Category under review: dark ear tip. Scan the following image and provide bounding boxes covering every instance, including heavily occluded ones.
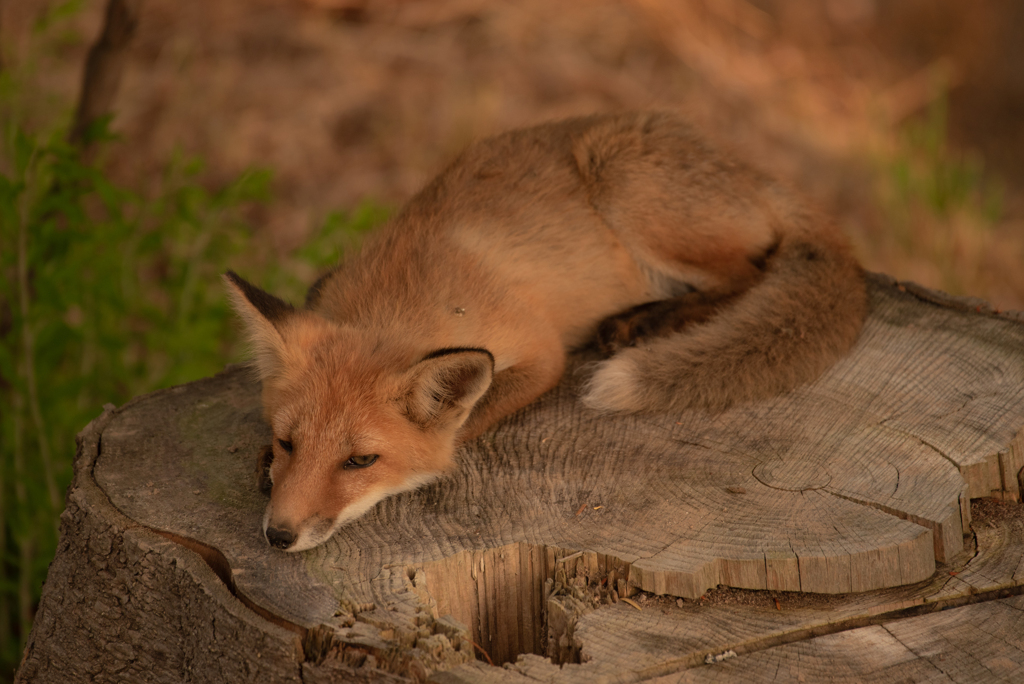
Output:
[223,271,295,322]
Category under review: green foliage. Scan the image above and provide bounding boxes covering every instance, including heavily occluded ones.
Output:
[874,88,1005,297]
[32,1,86,34]
[263,203,387,302]
[0,120,387,677]
[0,121,251,675]
[887,94,1003,225]
[296,204,391,270]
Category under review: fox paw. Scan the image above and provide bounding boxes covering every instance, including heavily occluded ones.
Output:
[256,444,274,495]
[581,356,642,413]
[595,299,676,356]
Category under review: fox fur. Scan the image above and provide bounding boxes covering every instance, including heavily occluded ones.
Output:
[225,112,867,552]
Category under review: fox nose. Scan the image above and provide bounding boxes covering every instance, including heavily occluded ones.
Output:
[265,526,296,550]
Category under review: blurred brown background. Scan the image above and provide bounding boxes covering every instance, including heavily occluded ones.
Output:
[6,0,1024,307]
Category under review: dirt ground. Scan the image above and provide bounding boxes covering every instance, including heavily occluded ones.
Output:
[5,0,1024,307]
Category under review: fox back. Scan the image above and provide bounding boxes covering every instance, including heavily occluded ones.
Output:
[226,112,866,551]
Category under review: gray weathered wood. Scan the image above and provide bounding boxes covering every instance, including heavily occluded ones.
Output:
[667,595,1024,683]
[18,274,1024,682]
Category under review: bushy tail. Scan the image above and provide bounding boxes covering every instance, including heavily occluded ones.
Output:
[580,232,867,414]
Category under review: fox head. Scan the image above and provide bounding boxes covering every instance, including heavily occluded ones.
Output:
[224,271,493,551]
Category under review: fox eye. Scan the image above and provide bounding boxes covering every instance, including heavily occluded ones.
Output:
[344,454,379,469]
[277,439,293,454]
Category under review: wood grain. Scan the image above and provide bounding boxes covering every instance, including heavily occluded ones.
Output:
[668,595,1024,683]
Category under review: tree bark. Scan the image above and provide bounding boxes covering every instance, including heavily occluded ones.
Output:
[17,274,1024,682]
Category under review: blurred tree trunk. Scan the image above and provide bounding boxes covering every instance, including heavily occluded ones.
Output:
[69,0,142,153]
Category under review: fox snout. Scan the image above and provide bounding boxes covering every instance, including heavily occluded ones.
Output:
[264,524,296,550]
[261,499,341,552]
[261,499,300,551]
[256,447,307,550]
[262,512,334,552]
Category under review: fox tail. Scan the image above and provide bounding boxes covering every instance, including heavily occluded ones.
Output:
[581,228,867,414]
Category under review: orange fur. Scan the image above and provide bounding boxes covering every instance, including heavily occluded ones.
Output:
[226,112,867,551]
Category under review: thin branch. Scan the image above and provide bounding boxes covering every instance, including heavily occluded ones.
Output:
[18,535,34,651]
[12,389,30,648]
[0,492,7,655]
[68,0,142,152]
[0,0,7,74]
[17,149,61,513]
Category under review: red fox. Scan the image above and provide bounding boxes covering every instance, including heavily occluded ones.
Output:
[225,112,866,552]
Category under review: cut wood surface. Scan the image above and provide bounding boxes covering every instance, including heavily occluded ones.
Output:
[440,497,1024,683]
[18,274,1024,683]
[666,595,1024,684]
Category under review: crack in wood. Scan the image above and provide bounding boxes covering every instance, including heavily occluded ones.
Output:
[675,584,1024,676]
[877,622,948,679]
[876,421,961,471]
[88,420,313,648]
[823,487,959,562]
[152,527,472,679]
[415,543,642,667]
[150,529,307,639]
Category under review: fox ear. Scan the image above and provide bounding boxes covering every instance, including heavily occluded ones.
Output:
[223,271,295,379]
[403,349,494,430]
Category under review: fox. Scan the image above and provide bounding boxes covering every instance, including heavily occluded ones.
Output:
[225,111,867,552]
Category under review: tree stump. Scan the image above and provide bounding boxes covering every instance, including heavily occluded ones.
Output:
[18,274,1024,683]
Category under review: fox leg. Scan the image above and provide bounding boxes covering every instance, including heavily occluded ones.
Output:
[595,290,743,356]
[457,349,566,443]
[256,444,275,494]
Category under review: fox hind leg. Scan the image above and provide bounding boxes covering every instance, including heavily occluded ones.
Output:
[582,237,867,416]
[595,291,743,356]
